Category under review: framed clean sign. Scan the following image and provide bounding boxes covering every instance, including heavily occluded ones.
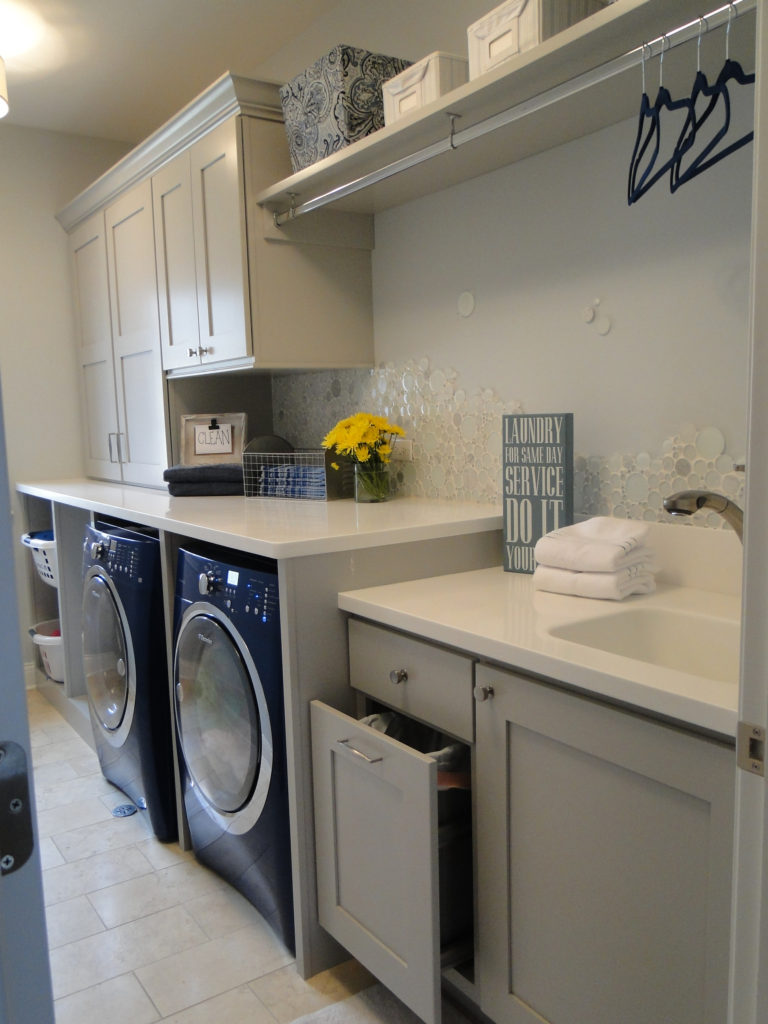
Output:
[180,413,247,466]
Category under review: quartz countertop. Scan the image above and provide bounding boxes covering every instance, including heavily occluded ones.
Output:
[338,566,741,738]
[16,479,502,559]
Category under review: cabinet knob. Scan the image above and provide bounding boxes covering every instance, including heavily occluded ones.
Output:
[187,348,197,358]
[198,346,210,357]
[474,684,495,702]
[389,668,408,685]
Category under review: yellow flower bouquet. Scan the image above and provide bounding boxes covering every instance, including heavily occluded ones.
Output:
[322,413,405,502]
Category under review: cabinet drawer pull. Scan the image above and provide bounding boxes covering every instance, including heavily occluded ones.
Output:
[389,668,408,685]
[337,738,382,764]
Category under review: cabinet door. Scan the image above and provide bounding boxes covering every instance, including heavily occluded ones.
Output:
[310,700,442,1024]
[152,151,201,371]
[474,665,734,1024]
[104,181,168,486]
[69,212,121,481]
[190,118,251,366]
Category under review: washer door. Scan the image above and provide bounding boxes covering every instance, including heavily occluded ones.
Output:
[174,607,273,834]
[82,568,135,746]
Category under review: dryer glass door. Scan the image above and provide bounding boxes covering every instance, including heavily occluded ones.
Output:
[82,574,130,731]
[175,614,261,813]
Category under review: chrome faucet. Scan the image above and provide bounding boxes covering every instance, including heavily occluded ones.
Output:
[663,490,743,543]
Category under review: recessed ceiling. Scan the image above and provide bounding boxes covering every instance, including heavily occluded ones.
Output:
[0,0,345,143]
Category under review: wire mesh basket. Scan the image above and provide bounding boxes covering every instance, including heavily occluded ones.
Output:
[243,449,353,500]
[21,531,58,587]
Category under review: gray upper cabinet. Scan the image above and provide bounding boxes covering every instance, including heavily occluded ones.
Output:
[69,210,121,482]
[70,181,168,487]
[152,112,374,376]
[60,74,375,479]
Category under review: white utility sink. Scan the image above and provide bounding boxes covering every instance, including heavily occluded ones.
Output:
[548,607,741,684]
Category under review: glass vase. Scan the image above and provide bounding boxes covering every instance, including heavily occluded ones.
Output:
[354,463,390,503]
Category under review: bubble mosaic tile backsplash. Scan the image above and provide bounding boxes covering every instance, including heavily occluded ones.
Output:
[272,360,745,529]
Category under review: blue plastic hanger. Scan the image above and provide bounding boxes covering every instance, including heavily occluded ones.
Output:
[671,9,755,191]
[628,39,694,204]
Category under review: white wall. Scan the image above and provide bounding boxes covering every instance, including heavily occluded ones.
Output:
[0,124,130,659]
[372,102,753,458]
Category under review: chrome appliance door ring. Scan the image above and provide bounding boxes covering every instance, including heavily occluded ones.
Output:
[174,601,274,837]
[82,565,137,748]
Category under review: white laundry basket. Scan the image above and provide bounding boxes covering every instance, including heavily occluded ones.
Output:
[21,531,58,588]
[31,619,65,683]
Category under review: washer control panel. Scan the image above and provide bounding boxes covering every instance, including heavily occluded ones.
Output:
[88,532,146,584]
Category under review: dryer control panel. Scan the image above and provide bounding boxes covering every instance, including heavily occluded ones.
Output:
[184,550,280,626]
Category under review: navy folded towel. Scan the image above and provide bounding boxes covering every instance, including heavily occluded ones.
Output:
[163,463,244,496]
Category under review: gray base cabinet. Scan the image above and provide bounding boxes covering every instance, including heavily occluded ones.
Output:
[319,618,736,1024]
[474,663,735,1024]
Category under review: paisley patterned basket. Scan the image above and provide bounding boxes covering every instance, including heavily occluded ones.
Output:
[279,45,411,172]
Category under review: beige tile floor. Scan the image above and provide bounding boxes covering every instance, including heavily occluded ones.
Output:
[27,688,378,1024]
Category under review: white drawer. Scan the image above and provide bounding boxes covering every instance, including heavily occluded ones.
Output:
[348,618,474,742]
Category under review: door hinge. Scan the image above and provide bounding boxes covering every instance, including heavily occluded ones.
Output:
[737,721,766,777]
[0,741,34,876]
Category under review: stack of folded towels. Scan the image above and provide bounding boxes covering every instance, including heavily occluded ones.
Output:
[163,463,243,497]
[532,517,657,600]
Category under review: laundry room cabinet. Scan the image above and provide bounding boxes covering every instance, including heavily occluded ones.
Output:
[315,618,736,1024]
[69,180,168,487]
[311,619,476,1024]
[61,74,374,431]
[152,111,374,376]
[473,663,735,1024]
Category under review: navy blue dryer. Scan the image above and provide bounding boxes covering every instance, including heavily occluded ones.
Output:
[81,522,177,842]
[173,544,294,952]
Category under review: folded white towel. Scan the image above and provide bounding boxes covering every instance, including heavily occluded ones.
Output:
[534,517,653,573]
[533,564,657,601]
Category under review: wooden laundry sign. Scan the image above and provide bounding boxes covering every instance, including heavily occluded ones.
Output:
[502,413,574,573]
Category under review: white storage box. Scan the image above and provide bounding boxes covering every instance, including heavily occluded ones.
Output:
[383,52,469,126]
[467,0,609,79]
[32,619,65,683]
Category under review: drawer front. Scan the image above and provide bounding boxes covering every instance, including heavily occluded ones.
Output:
[311,700,441,1024]
[348,619,474,741]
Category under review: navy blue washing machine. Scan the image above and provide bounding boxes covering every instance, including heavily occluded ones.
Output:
[81,521,177,842]
[173,543,295,953]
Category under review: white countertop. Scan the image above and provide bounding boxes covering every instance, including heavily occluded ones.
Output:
[338,566,741,738]
[16,479,502,558]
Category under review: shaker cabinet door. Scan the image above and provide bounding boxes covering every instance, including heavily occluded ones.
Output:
[152,151,202,371]
[190,118,251,366]
[69,212,121,482]
[104,180,168,486]
[310,700,442,1024]
[474,664,734,1024]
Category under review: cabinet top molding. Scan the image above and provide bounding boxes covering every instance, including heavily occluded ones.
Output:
[56,73,283,232]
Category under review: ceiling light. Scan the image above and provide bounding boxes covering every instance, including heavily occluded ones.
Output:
[0,56,7,117]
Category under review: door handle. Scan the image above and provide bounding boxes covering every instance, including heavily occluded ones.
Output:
[337,738,383,764]
[108,432,118,463]
[0,742,34,877]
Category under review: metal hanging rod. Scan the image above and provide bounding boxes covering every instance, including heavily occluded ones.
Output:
[272,0,755,225]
